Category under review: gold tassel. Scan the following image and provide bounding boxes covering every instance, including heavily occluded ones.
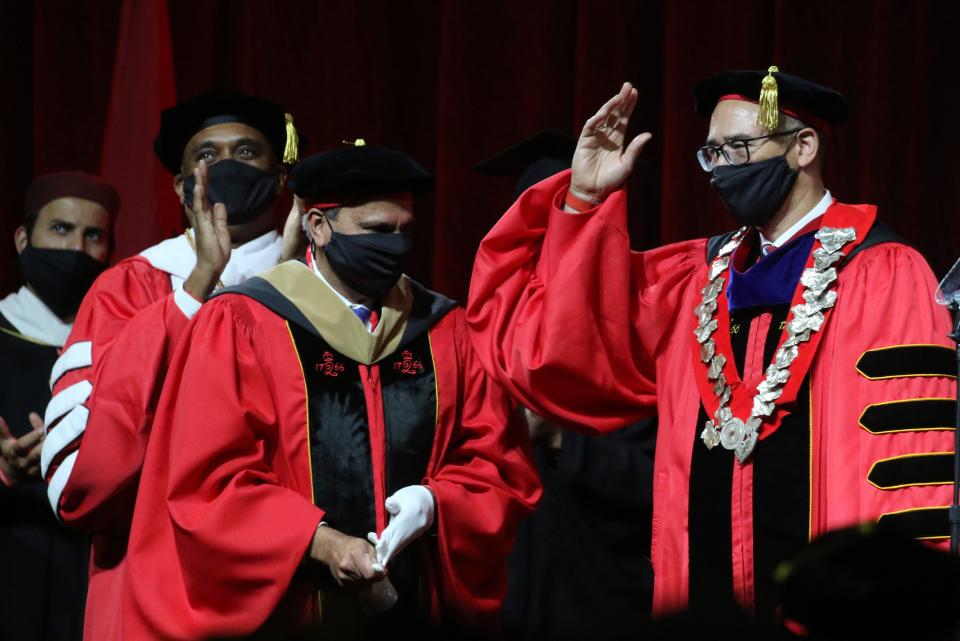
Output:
[283,113,299,164]
[756,66,780,131]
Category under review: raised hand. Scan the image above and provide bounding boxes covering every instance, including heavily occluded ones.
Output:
[184,161,231,300]
[570,82,653,203]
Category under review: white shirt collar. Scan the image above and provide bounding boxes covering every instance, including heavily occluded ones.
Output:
[760,189,833,249]
[309,251,374,332]
[0,286,72,347]
[139,229,283,288]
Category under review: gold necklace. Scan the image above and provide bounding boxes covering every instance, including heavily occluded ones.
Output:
[183,230,226,291]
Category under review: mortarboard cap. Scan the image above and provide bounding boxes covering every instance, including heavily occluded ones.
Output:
[25,171,121,219]
[694,66,848,133]
[289,140,434,207]
[473,129,576,198]
[153,89,305,174]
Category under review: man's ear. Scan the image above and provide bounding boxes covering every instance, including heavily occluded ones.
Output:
[795,128,820,170]
[276,165,288,191]
[14,226,28,254]
[173,174,185,205]
[308,209,330,248]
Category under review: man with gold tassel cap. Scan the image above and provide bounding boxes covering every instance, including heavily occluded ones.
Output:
[40,89,306,641]
[118,142,541,639]
[467,68,957,622]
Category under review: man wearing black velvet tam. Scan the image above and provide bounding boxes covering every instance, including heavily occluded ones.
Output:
[118,141,540,639]
[0,171,117,641]
[40,89,306,641]
[469,68,957,622]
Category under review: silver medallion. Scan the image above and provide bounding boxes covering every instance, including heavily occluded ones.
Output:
[719,418,745,450]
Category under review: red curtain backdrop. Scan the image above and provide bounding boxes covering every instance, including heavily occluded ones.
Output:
[100,0,180,261]
[2,0,958,303]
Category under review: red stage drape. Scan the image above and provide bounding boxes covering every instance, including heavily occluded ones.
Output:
[2,0,958,303]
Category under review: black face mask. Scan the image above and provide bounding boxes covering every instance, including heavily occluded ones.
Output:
[182,159,278,225]
[710,154,798,227]
[321,218,413,300]
[17,246,107,318]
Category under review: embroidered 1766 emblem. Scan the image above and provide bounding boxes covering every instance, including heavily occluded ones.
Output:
[315,351,346,377]
[394,350,424,375]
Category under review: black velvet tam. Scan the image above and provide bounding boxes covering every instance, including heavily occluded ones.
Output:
[694,69,848,129]
[153,89,296,174]
[289,145,434,202]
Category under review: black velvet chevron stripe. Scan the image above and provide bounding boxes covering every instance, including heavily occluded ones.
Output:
[859,399,956,434]
[868,453,955,489]
[856,345,955,380]
[877,507,950,540]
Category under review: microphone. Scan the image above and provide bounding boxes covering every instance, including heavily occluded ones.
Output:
[935,256,960,307]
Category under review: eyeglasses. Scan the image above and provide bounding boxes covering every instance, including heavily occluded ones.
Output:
[696,129,801,172]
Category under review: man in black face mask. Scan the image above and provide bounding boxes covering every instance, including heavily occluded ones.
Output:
[117,142,540,640]
[40,89,305,641]
[0,171,116,641]
[468,69,956,623]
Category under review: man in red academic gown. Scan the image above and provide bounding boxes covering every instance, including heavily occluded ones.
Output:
[120,143,540,640]
[40,90,305,641]
[467,69,957,621]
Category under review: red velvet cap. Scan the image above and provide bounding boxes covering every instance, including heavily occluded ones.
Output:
[24,171,121,218]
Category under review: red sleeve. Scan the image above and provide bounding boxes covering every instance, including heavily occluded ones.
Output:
[466,170,702,432]
[815,242,957,543]
[41,257,190,531]
[123,296,323,640]
[423,310,541,627]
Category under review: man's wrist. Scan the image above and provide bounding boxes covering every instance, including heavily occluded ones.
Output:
[565,186,604,213]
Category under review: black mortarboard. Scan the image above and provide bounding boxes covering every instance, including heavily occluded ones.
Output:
[288,141,434,205]
[473,129,576,198]
[153,89,303,174]
[694,66,848,132]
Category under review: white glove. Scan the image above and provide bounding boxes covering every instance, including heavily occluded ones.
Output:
[367,485,435,566]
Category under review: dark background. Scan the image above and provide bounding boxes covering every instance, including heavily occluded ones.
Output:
[2,0,958,302]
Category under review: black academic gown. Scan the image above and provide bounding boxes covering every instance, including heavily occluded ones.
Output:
[0,313,88,641]
[503,419,656,640]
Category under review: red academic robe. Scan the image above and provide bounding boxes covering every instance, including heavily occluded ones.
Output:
[42,256,187,641]
[466,170,956,616]
[119,269,541,640]
[42,231,283,641]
